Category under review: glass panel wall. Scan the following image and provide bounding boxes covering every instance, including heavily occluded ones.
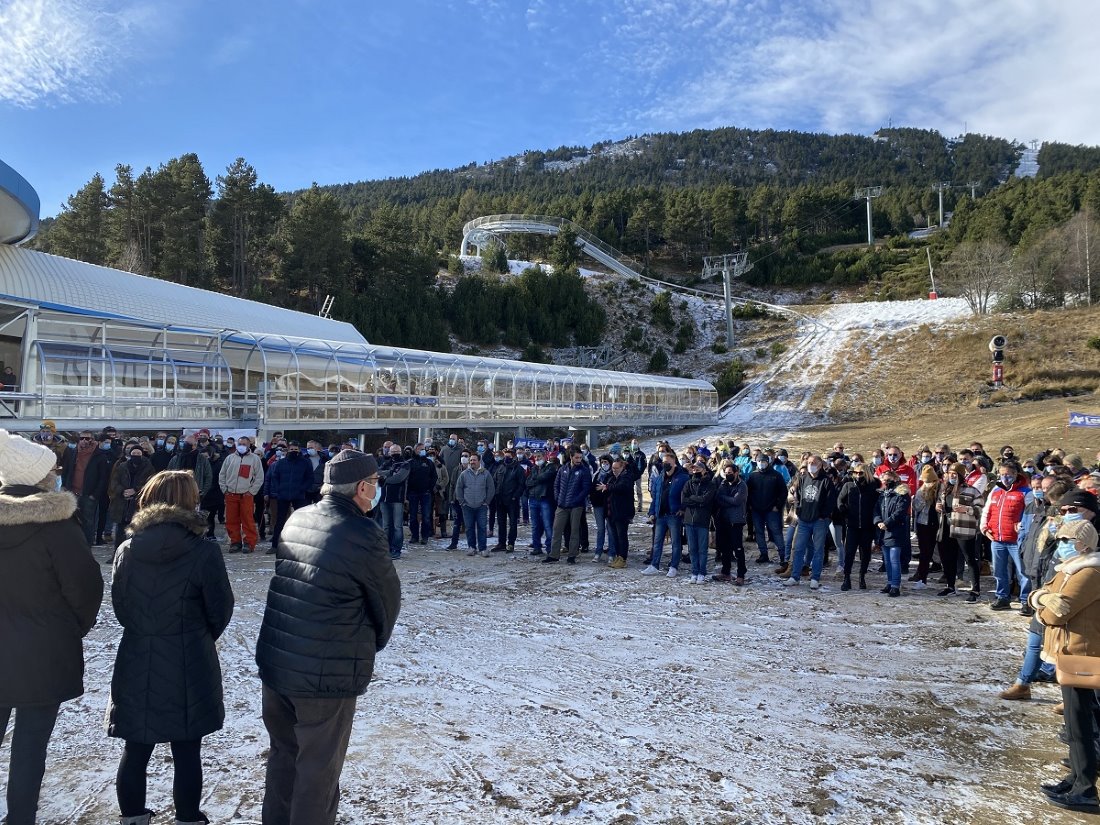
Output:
[19,306,718,428]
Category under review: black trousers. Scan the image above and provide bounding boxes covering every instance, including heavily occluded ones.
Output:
[255,492,267,537]
[262,684,357,825]
[941,536,980,592]
[714,518,746,577]
[0,703,60,825]
[272,498,308,549]
[609,517,630,559]
[97,492,111,538]
[117,739,203,821]
[1063,685,1099,796]
[843,525,874,579]
[494,499,520,547]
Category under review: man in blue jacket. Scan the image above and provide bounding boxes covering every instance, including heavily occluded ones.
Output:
[266,441,316,553]
[642,452,689,577]
[545,447,592,564]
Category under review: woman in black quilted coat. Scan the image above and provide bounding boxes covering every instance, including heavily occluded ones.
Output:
[107,471,234,825]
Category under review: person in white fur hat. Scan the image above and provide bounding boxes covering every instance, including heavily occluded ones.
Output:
[0,428,103,825]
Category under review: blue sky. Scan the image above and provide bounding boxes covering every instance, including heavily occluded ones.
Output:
[2,0,1097,216]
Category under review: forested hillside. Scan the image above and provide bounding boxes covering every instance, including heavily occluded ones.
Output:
[28,126,1100,366]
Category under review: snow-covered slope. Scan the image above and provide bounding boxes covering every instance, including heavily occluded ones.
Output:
[720,297,972,438]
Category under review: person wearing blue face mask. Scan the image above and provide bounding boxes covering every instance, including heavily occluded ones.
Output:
[1029,510,1100,814]
[256,450,401,825]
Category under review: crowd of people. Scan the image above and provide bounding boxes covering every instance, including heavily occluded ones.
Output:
[2,419,1100,821]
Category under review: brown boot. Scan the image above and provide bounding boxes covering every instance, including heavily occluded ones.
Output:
[776,564,791,578]
[998,683,1031,701]
[1053,701,1065,715]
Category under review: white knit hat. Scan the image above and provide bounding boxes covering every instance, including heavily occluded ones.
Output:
[0,429,60,486]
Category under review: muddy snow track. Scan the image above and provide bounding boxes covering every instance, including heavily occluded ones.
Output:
[8,526,1085,824]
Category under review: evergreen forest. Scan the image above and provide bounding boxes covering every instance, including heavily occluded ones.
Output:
[29,127,1100,355]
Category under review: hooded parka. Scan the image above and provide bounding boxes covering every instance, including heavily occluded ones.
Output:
[107,505,234,743]
[0,483,103,707]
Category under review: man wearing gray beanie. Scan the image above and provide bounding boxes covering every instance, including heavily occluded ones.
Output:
[255,450,401,825]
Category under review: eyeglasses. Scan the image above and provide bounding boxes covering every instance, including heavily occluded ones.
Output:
[1061,507,1080,514]
[887,453,901,459]
[365,476,380,485]
[79,436,94,441]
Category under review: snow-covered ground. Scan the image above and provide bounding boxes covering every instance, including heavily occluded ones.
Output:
[13,295,1079,825]
[15,521,1080,825]
[718,297,973,439]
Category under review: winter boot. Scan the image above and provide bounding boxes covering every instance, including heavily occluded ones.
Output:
[176,816,210,825]
[999,683,1031,700]
[120,810,154,825]
[841,576,851,592]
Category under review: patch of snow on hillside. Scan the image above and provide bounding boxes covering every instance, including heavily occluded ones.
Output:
[720,297,972,437]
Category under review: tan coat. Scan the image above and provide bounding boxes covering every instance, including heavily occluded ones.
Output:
[1031,554,1100,662]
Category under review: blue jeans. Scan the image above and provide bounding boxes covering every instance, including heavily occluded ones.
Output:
[530,498,553,551]
[593,505,607,555]
[462,504,489,552]
[520,494,530,523]
[883,543,902,588]
[790,518,830,582]
[992,540,1031,602]
[380,502,404,556]
[752,509,785,561]
[1018,629,1056,684]
[407,491,433,542]
[686,525,710,576]
[650,514,684,570]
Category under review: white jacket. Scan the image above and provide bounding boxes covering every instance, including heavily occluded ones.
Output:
[219,450,265,496]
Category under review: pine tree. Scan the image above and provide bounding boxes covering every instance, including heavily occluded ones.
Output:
[48,173,108,265]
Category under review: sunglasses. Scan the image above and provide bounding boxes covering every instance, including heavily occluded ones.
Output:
[1061,507,1081,514]
[79,436,94,441]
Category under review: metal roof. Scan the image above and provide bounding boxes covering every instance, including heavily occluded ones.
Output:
[0,244,369,345]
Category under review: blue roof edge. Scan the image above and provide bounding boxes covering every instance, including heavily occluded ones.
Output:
[0,159,40,245]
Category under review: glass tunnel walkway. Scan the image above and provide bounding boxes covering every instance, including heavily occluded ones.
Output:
[0,306,718,432]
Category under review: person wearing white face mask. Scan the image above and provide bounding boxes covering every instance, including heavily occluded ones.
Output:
[256,450,401,825]
[218,437,265,554]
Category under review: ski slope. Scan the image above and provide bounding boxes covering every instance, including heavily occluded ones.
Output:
[719,297,972,437]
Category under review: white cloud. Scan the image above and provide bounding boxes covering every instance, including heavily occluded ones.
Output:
[0,0,150,107]
[599,0,1100,146]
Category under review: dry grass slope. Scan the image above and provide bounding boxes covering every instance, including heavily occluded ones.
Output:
[778,304,1100,459]
[824,304,1100,421]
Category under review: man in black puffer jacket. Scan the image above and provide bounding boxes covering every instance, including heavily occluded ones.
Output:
[256,450,401,825]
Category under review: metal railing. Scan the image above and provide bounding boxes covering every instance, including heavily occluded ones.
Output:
[462,214,818,324]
